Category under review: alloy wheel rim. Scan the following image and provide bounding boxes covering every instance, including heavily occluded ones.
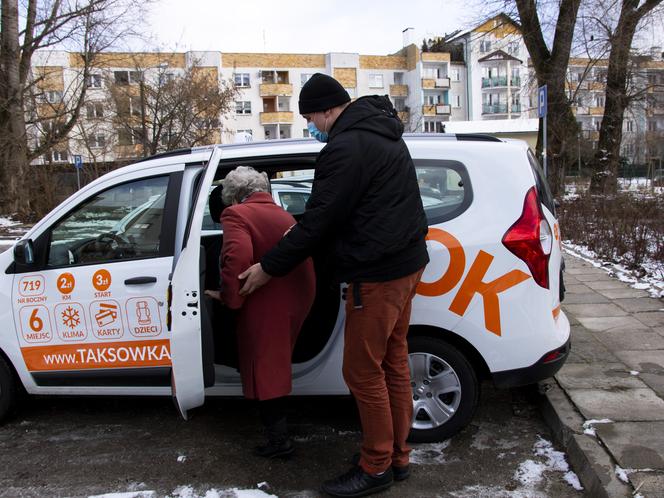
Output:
[408,352,462,430]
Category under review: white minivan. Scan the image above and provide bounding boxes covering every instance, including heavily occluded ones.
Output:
[0,135,570,442]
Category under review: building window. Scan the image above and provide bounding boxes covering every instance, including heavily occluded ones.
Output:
[393,97,406,112]
[424,121,445,133]
[117,128,143,146]
[648,120,658,131]
[394,72,404,85]
[625,120,634,132]
[45,90,63,103]
[158,72,175,85]
[369,74,384,88]
[86,74,102,88]
[303,128,310,138]
[90,134,106,148]
[301,73,313,85]
[235,101,252,115]
[480,40,492,53]
[508,42,519,55]
[44,150,69,163]
[129,96,142,116]
[234,73,250,87]
[277,97,291,112]
[114,70,141,85]
[453,95,462,108]
[86,102,104,119]
[595,95,605,107]
[595,121,601,131]
[450,69,460,82]
[345,87,356,98]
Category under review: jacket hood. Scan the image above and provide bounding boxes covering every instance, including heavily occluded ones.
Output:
[329,95,404,141]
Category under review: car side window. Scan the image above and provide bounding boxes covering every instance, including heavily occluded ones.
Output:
[415,160,472,224]
[278,191,310,215]
[47,175,170,267]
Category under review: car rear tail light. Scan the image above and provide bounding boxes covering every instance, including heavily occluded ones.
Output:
[502,186,551,289]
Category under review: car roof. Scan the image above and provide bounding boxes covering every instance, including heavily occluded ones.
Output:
[99,133,523,181]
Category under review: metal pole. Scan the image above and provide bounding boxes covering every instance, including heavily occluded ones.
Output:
[578,132,581,176]
[76,167,81,190]
[543,114,548,178]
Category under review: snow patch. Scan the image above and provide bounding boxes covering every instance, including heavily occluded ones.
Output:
[89,492,155,498]
[177,455,187,463]
[514,436,583,492]
[0,216,20,227]
[410,440,450,465]
[167,486,278,498]
[564,243,664,298]
[615,466,629,483]
[630,370,640,376]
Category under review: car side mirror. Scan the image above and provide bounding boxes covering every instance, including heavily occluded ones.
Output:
[14,239,35,265]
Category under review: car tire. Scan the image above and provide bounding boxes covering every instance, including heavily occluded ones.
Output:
[407,335,479,443]
[0,355,17,425]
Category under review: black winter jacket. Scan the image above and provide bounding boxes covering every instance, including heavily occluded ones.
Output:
[261,95,429,282]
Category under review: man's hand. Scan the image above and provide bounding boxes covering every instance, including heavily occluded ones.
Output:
[238,263,272,296]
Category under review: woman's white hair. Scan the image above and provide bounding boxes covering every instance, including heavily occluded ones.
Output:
[222,166,270,205]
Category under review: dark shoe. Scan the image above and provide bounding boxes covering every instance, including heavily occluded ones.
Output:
[253,438,294,459]
[322,466,393,497]
[350,453,410,482]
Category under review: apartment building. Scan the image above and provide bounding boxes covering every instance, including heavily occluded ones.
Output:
[28,13,663,168]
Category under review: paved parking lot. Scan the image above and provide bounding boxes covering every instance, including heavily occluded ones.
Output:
[0,383,583,497]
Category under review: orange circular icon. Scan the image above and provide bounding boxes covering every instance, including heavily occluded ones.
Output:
[57,272,76,294]
[92,269,112,291]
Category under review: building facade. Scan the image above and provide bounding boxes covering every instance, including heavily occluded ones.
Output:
[29,14,664,169]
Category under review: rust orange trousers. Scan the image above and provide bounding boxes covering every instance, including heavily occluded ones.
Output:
[342,269,424,475]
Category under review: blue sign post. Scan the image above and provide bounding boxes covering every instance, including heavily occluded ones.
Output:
[538,85,548,177]
[73,155,82,189]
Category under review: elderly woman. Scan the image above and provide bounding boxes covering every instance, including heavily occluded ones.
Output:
[215,166,315,458]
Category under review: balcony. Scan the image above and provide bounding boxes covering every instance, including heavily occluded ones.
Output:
[434,77,451,88]
[589,107,604,116]
[481,76,508,88]
[397,111,410,123]
[482,103,508,114]
[260,111,293,125]
[390,84,409,97]
[422,79,435,89]
[573,106,590,116]
[435,104,451,115]
[259,83,293,97]
[510,77,521,86]
[511,104,522,113]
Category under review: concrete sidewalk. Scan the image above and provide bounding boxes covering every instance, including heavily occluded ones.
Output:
[541,254,664,497]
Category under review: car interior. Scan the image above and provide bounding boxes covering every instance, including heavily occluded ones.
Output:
[198,158,340,387]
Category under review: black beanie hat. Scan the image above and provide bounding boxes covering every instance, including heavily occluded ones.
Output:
[299,73,351,114]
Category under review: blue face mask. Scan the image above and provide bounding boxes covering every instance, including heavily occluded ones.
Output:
[308,120,328,143]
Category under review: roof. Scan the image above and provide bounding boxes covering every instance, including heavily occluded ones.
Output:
[444,119,539,135]
[478,49,522,64]
[446,13,521,43]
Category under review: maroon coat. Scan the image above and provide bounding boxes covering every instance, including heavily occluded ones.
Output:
[220,192,316,400]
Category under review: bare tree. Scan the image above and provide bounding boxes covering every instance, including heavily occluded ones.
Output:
[0,0,147,219]
[585,0,664,193]
[106,57,238,158]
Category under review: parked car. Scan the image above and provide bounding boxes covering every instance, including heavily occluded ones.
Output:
[0,135,570,442]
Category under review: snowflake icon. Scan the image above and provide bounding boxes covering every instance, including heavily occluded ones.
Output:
[61,306,80,329]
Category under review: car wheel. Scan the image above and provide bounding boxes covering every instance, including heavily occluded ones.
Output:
[407,335,479,443]
[0,355,17,425]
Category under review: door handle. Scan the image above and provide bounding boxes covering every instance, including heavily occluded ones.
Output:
[124,276,157,285]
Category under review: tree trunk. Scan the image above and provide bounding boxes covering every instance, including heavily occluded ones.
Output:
[589,1,643,194]
[0,0,31,217]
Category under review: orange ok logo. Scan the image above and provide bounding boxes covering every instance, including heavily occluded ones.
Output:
[417,228,531,336]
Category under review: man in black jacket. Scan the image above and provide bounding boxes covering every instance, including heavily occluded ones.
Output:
[239,73,429,497]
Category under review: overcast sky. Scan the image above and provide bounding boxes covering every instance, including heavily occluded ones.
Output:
[143,0,472,55]
[141,0,663,55]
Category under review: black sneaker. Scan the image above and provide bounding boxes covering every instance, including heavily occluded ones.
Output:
[322,466,393,497]
[253,438,294,459]
[349,453,410,482]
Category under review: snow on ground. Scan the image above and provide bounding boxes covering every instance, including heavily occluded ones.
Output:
[582,419,613,437]
[514,436,583,492]
[409,440,451,465]
[564,242,664,299]
[0,216,20,227]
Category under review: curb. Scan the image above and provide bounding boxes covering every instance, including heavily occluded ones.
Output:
[538,379,633,498]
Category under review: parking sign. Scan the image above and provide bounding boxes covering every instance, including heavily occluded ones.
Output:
[73,155,83,170]
[538,85,547,118]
